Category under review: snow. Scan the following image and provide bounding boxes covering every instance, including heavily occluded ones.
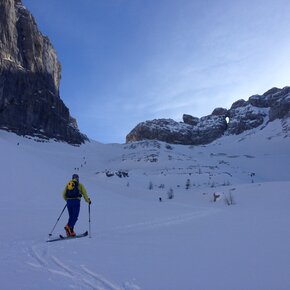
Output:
[0,120,290,290]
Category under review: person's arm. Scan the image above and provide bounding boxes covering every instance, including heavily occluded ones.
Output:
[62,187,67,201]
[79,183,91,203]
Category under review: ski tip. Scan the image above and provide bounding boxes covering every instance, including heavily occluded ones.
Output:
[46,238,59,242]
[46,231,88,242]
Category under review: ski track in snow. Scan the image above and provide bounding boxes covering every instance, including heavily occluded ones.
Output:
[81,266,123,290]
[26,208,218,290]
[97,207,220,237]
[27,247,126,290]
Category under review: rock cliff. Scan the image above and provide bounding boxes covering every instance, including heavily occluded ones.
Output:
[126,86,290,145]
[0,0,87,144]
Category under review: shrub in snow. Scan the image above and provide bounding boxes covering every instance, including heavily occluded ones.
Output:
[167,188,174,199]
[249,172,255,183]
[106,171,114,177]
[148,181,153,190]
[186,179,191,190]
[213,192,222,202]
[224,189,236,205]
[105,170,129,178]
[165,144,173,150]
[222,180,231,186]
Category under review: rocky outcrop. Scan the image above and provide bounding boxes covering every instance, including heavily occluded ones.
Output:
[227,104,268,135]
[126,86,290,145]
[247,87,290,121]
[126,115,227,145]
[126,119,194,145]
[183,114,199,126]
[0,0,87,144]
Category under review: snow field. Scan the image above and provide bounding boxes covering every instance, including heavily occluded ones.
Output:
[0,120,289,290]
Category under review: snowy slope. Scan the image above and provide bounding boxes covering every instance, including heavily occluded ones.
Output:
[0,120,290,290]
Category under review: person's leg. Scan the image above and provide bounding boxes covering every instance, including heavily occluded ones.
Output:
[67,200,74,227]
[64,200,74,235]
[70,199,80,230]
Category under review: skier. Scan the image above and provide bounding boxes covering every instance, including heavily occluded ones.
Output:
[63,174,91,236]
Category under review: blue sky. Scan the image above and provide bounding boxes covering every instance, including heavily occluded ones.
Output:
[23,0,290,143]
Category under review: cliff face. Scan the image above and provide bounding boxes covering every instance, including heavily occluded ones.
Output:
[126,86,290,145]
[0,0,87,144]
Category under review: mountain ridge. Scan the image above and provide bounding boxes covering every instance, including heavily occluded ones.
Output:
[126,86,290,145]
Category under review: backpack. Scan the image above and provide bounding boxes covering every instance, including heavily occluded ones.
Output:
[65,179,82,198]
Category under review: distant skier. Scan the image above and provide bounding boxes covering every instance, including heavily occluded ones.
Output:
[63,174,91,236]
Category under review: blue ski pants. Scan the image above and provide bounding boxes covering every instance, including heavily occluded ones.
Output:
[66,199,80,229]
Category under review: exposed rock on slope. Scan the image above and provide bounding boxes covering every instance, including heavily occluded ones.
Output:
[0,0,87,144]
[126,86,290,145]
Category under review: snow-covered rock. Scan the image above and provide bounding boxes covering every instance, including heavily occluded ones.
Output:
[227,104,268,135]
[126,115,227,145]
[126,86,290,145]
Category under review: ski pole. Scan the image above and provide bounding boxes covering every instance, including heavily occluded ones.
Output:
[48,204,67,237]
[88,203,91,238]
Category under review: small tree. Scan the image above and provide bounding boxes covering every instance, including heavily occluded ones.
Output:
[148,181,153,190]
[222,180,230,186]
[224,190,236,206]
[167,188,174,199]
[186,179,191,190]
[250,172,255,183]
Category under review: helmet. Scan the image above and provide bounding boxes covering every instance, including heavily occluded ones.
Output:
[72,174,79,180]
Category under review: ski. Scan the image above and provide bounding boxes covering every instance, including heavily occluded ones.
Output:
[47,231,88,242]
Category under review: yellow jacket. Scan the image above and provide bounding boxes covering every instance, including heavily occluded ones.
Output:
[62,179,90,203]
